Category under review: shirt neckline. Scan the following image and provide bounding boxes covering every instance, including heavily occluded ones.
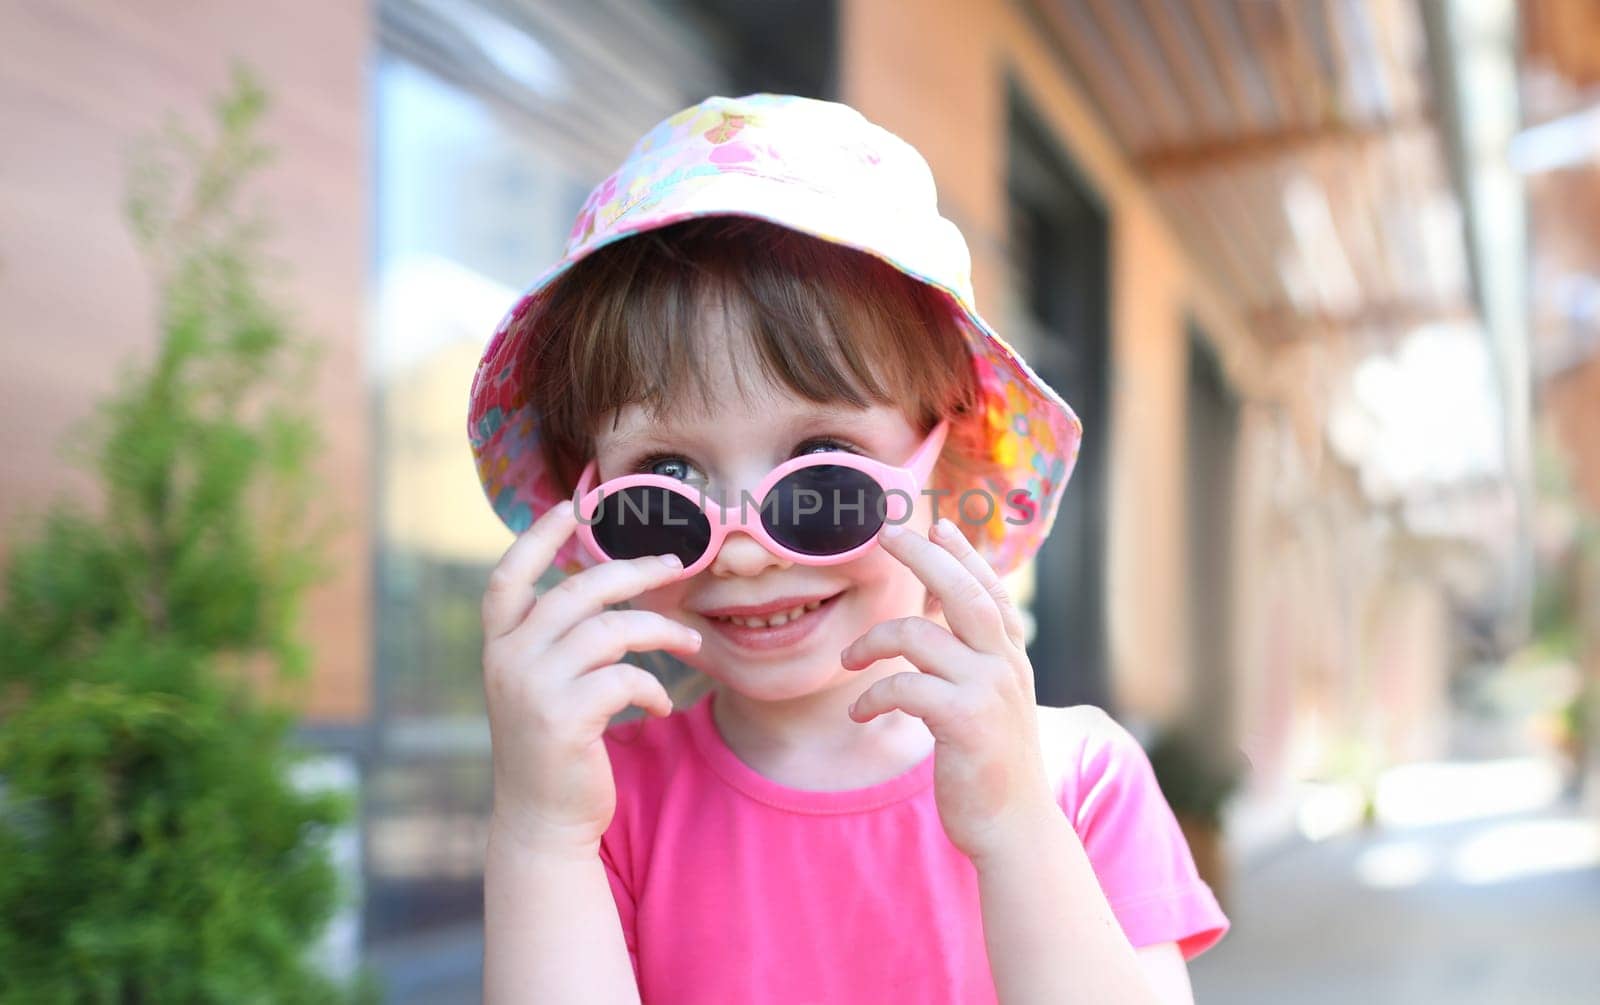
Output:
[685,688,937,815]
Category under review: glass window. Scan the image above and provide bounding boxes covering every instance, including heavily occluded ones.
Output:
[368,0,727,947]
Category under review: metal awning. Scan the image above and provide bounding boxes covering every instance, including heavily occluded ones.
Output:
[1034,0,1477,346]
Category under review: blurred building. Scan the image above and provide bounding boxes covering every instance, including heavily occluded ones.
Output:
[0,0,1561,995]
[1519,0,1600,809]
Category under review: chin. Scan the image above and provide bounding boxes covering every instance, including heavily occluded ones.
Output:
[683,645,852,704]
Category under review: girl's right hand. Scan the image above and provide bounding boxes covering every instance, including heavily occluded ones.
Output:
[479,499,702,856]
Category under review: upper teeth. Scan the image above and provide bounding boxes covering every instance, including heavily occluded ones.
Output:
[715,598,826,628]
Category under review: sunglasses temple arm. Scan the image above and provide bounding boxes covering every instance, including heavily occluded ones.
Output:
[909,419,951,482]
[572,462,597,509]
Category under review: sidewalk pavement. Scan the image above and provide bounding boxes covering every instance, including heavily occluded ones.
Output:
[1188,798,1600,1004]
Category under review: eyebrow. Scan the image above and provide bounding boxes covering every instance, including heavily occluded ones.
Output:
[600,406,880,456]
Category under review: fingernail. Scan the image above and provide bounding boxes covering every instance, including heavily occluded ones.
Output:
[660,553,682,567]
[935,517,959,539]
[688,629,702,644]
[882,523,904,539]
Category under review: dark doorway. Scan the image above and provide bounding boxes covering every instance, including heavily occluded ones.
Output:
[1185,323,1239,744]
[1005,81,1113,710]
[663,0,838,99]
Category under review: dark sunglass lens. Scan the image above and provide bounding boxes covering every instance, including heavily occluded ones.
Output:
[592,486,710,566]
[762,465,884,556]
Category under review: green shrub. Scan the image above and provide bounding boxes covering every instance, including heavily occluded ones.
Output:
[1146,727,1248,826]
[0,67,379,1003]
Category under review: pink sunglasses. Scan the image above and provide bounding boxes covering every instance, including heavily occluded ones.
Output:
[572,420,950,579]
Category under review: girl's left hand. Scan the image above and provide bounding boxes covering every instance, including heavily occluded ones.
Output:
[841,517,1060,864]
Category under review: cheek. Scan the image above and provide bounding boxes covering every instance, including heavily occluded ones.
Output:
[626,579,690,618]
[847,544,930,616]
[903,489,937,535]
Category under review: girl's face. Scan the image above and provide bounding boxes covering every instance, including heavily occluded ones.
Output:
[591,322,938,705]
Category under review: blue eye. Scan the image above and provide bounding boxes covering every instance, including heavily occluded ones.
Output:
[634,453,703,482]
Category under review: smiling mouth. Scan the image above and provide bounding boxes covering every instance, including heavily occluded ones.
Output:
[704,591,844,629]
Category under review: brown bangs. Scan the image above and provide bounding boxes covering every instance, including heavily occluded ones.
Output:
[517,215,1001,507]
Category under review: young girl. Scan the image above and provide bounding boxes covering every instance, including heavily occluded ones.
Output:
[469,93,1228,1004]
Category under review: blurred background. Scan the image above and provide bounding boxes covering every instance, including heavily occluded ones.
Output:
[2,0,1598,1001]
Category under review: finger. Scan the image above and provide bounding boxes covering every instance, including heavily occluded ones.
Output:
[566,662,675,733]
[878,522,1009,654]
[929,518,1028,649]
[848,670,960,726]
[482,500,580,639]
[546,608,703,674]
[512,552,685,648]
[840,616,980,683]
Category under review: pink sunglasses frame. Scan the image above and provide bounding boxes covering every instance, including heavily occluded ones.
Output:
[572,419,950,579]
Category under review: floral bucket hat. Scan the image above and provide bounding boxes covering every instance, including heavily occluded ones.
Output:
[467,92,1082,579]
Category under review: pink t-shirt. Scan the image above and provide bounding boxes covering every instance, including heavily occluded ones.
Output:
[599,689,1228,1003]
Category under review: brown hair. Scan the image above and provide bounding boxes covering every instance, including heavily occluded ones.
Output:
[516,215,1002,513]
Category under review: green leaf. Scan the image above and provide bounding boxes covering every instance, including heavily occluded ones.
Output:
[0,66,374,1002]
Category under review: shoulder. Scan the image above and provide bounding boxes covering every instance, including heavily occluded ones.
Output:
[1033,702,1133,772]
[600,704,701,860]
[1033,703,1153,821]
[603,702,698,757]
[1035,709,1233,960]
[602,704,700,794]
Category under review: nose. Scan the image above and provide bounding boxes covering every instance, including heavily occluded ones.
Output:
[708,528,792,579]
